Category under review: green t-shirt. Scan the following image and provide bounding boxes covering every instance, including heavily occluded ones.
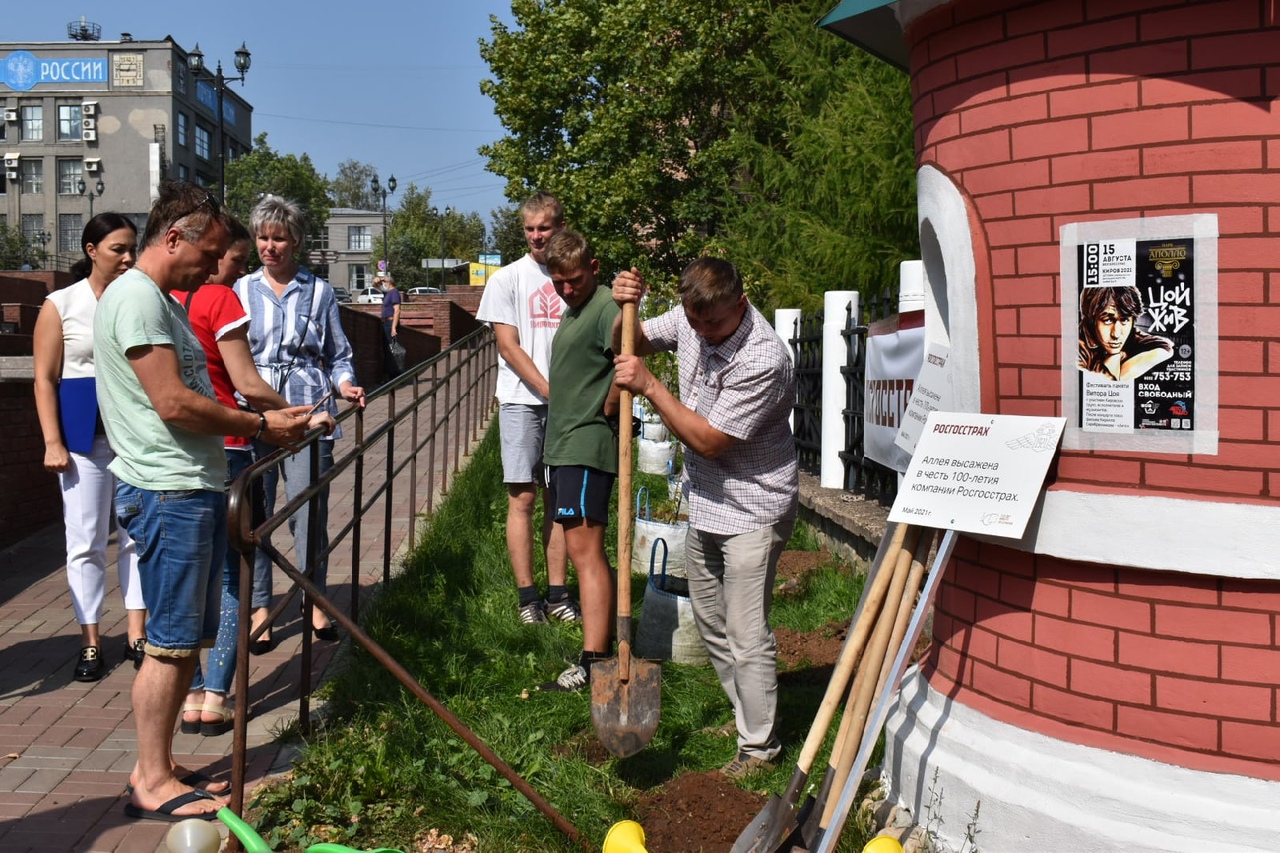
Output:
[544,284,622,473]
[93,268,225,491]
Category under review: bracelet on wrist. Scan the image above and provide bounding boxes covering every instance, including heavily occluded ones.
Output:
[254,411,267,440]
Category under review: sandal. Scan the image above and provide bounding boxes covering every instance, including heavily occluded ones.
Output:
[198,702,237,737]
[179,702,204,735]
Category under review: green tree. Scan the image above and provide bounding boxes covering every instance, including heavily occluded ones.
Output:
[480,0,770,279]
[223,133,332,246]
[0,224,44,270]
[330,159,381,211]
[479,0,919,311]
[488,204,524,268]
[716,5,919,312]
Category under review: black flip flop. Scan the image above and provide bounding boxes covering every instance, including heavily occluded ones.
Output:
[123,790,220,822]
[123,773,231,798]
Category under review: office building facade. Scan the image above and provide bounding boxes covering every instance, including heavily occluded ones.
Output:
[1,25,252,269]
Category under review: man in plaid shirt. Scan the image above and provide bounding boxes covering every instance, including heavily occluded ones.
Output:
[612,258,798,779]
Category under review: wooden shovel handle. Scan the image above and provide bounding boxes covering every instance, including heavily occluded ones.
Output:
[794,522,911,774]
[616,302,637,675]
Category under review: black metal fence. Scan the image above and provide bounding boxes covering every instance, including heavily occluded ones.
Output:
[787,289,901,506]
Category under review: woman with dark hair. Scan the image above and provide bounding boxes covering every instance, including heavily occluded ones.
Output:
[1077,285,1173,382]
[33,213,147,681]
[234,195,365,649]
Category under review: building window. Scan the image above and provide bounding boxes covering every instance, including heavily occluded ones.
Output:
[57,104,83,142]
[178,164,188,180]
[347,226,371,251]
[315,229,329,250]
[20,159,43,194]
[0,119,6,142]
[175,62,187,95]
[59,213,82,251]
[194,124,211,160]
[350,264,367,287]
[21,214,44,243]
[57,159,83,195]
[177,112,187,147]
[21,104,43,141]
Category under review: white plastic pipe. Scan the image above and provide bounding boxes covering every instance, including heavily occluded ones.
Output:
[899,260,924,313]
[774,308,802,433]
[821,291,859,488]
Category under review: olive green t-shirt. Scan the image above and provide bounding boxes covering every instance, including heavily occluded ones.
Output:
[543,284,621,473]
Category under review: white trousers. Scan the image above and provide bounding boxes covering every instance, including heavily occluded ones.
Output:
[61,436,143,624]
[686,511,796,761]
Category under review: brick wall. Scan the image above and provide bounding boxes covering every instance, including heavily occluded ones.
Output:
[926,535,1280,780]
[0,377,61,549]
[905,0,1280,780]
[910,0,1280,500]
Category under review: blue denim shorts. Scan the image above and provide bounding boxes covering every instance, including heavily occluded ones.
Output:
[115,484,225,656]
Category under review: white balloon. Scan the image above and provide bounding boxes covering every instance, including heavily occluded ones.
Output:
[165,818,223,853]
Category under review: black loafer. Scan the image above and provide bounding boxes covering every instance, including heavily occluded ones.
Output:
[123,638,146,669]
[312,625,339,642]
[74,646,103,682]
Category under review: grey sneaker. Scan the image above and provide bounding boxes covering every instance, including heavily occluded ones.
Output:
[544,597,582,623]
[537,663,588,692]
[518,601,547,625]
[720,752,776,780]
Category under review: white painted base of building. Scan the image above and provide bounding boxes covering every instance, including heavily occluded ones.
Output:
[882,669,1280,853]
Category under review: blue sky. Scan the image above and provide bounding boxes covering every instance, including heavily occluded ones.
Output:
[7,3,517,220]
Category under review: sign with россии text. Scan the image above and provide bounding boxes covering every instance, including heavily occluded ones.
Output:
[888,411,1064,539]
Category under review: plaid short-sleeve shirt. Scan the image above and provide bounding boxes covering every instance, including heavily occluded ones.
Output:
[645,303,798,535]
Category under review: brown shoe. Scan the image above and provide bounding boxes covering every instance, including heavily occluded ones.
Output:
[720,752,776,780]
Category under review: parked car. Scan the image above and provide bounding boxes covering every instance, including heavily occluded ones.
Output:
[407,286,443,296]
[332,287,352,303]
[353,287,384,304]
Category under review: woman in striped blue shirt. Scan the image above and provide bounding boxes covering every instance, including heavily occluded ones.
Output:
[234,195,365,649]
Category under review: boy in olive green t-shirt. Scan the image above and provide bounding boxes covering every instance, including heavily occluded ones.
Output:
[538,230,621,692]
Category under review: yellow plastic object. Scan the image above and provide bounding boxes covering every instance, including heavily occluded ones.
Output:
[862,836,905,853]
[602,820,648,853]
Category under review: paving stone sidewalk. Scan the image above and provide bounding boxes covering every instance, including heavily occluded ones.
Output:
[0,394,481,853]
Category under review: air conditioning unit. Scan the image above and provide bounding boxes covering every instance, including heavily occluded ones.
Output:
[5,170,17,181]
[3,154,18,169]
[82,129,97,142]
[82,101,98,117]
[3,108,17,122]
[82,118,97,132]
[84,158,101,173]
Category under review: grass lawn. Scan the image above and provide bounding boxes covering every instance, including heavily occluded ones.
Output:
[247,429,873,852]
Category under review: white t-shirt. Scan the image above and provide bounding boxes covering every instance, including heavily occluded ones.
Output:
[476,253,564,405]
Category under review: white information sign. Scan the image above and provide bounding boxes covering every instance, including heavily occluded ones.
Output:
[895,341,952,456]
[889,412,1065,539]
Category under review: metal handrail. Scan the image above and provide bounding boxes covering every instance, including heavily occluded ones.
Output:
[221,327,588,850]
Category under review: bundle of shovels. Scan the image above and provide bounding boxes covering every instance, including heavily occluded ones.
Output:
[733,522,960,853]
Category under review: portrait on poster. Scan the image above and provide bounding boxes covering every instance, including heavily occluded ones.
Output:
[1076,238,1195,433]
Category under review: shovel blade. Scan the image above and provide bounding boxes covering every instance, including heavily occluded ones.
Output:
[590,654,662,758]
[730,793,796,853]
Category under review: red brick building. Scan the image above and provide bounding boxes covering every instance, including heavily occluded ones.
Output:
[823,1,1280,850]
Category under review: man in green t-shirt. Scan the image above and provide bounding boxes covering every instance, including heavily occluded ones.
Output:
[537,230,621,691]
[95,181,311,822]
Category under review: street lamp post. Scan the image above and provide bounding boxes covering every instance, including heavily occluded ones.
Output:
[187,42,251,201]
[77,176,105,219]
[33,229,51,269]
[370,173,397,273]
[432,205,453,289]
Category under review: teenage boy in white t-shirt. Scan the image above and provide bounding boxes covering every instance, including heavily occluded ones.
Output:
[476,192,579,626]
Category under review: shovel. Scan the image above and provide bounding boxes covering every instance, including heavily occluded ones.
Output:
[591,301,662,758]
[730,523,912,853]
